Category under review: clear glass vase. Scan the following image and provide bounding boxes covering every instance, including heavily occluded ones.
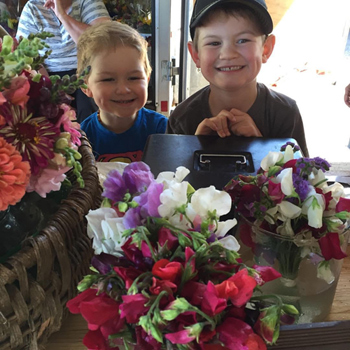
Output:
[236,215,350,323]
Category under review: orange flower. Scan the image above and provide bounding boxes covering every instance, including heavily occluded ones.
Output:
[0,137,30,211]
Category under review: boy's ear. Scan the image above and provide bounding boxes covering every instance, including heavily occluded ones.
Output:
[262,34,276,63]
[188,41,201,68]
[82,86,93,98]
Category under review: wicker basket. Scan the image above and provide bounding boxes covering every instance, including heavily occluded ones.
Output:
[0,135,102,350]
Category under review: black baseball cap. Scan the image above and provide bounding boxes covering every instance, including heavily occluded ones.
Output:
[190,0,273,39]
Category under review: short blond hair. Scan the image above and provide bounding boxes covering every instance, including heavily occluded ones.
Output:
[77,21,151,77]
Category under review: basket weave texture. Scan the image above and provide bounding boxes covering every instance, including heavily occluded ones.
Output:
[0,135,102,349]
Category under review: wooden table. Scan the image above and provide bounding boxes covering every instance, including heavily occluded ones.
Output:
[46,246,350,350]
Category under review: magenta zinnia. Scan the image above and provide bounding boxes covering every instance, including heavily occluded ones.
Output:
[0,105,60,175]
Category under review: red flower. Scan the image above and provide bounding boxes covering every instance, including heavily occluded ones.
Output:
[318,232,347,260]
[66,288,98,314]
[181,281,206,306]
[120,293,149,323]
[215,279,238,299]
[201,281,227,317]
[152,259,183,282]
[158,227,178,250]
[227,269,257,307]
[217,317,266,350]
[165,329,196,344]
[114,266,142,289]
[282,158,297,170]
[336,197,350,213]
[252,265,282,286]
[149,277,177,295]
[267,181,284,204]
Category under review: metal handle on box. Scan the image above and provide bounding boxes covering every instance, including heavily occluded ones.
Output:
[199,154,247,166]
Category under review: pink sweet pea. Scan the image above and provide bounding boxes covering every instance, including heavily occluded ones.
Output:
[318,232,347,260]
[252,265,282,286]
[217,317,266,350]
[201,281,227,317]
[336,197,350,213]
[152,259,183,282]
[120,294,150,323]
[267,181,284,204]
[165,329,196,344]
[114,266,142,289]
[149,277,177,295]
[227,269,257,307]
[181,281,206,306]
[158,227,178,250]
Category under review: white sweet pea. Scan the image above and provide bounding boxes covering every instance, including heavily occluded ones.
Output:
[86,208,127,256]
[302,190,325,228]
[317,262,335,284]
[190,186,232,217]
[323,182,346,211]
[283,145,295,163]
[276,218,295,237]
[216,219,237,238]
[260,151,283,171]
[308,169,327,189]
[277,201,302,219]
[156,166,190,189]
[158,181,189,218]
[265,206,278,224]
[217,235,241,251]
[276,168,294,196]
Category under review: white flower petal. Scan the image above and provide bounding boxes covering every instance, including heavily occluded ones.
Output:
[191,186,232,217]
[216,219,237,238]
[277,201,302,219]
[218,235,240,251]
[276,168,294,196]
[260,151,283,171]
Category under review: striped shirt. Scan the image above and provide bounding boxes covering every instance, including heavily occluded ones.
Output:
[16,0,109,72]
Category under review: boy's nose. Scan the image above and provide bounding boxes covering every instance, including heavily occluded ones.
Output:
[115,83,131,94]
[219,44,238,59]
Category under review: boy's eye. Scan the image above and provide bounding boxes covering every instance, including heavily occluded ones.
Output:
[129,76,142,81]
[237,39,250,44]
[101,78,114,82]
[207,41,220,46]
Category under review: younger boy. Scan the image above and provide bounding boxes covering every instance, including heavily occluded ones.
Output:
[78,21,167,162]
[167,0,309,156]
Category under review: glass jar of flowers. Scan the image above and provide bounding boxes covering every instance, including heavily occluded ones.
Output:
[224,142,350,323]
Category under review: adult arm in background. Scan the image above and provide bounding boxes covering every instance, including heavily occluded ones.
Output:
[44,0,110,43]
[344,84,350,108]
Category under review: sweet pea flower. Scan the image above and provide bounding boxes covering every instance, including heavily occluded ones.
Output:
[260,151,283,171]
[215,218,237,238]
[156,166,190,188]
[301,189,325,228]
[190,186,232,218]
[158,181,189,218]
[217,235,241,251]
[276,201,302,220]
[276,168,294,196]
[86,207,127,256]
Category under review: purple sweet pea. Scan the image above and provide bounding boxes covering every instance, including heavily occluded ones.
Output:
[136,181,163,218]
[102,169,127,202]
[123,162,155,194]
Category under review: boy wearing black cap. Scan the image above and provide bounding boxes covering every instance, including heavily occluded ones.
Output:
[167,0,309,156]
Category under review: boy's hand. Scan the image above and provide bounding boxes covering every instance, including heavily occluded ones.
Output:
[195,110,236,137]
[228,108,262,137]
[344,84,350,108]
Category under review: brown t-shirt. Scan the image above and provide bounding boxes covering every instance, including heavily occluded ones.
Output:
[166,83,309,157]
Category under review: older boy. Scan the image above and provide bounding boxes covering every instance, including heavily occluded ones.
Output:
[167,0,309,156]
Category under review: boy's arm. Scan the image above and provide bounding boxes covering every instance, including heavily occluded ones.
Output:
[195,110,235,137]
[228,108,262,137]
[195,109,262,138]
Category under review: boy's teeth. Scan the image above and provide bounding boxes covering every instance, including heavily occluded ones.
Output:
[219,66,241,71]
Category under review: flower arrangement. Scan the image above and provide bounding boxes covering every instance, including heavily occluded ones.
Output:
[0,33,85,212]
[224,142,350,282]
[67,161,299,350]
[105,0,152,33]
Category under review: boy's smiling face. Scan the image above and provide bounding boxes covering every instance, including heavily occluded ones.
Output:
[189,14,274,92]
[85,46,149,121]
